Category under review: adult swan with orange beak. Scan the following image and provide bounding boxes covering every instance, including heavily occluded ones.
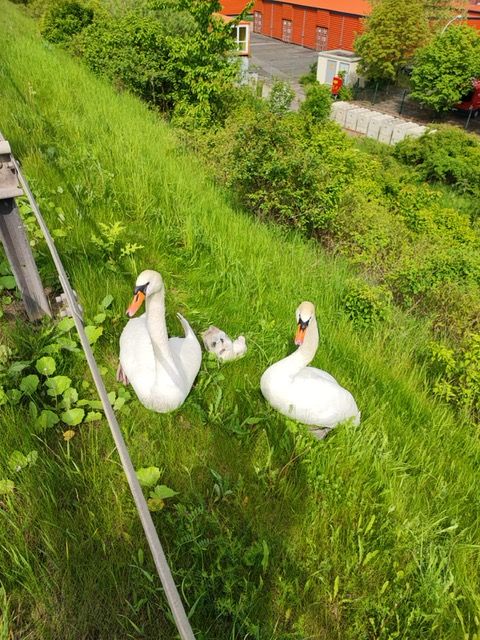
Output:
[117,270,202,413]
[260,301,360,438]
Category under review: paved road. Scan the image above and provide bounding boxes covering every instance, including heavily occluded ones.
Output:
[248,32,318,107]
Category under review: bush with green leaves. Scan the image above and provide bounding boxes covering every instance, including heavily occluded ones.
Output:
[209,104,367,235]
[299,82,332,123]
[410,25,480,112]
[394,126,480,199]
[354,0,429,83]
[40,0,97,46]
[72,3,238,123]
[342,281,392,327]
[429,333,480,421]
[267,80,295,116]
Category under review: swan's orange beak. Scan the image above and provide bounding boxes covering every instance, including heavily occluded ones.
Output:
[295,324,306,346]
[126,291,145,318]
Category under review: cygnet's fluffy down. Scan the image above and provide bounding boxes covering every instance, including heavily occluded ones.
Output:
[201,326,247,361]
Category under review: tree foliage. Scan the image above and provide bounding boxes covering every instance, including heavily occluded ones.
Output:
[299,83,332,122]
[354,0,429,83]
[45,0,240,125]
[40,0,97,44]
[421,0,468,32]
[410,25,480,112]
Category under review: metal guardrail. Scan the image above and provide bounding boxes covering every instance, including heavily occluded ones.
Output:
[1,137,196,640]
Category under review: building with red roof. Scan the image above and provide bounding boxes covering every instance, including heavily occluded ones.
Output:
[220,1,480,52]
[468,2,480,29]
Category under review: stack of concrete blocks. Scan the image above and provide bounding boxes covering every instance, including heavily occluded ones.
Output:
[330,102,427,145]
[330,101,358,127]
[345,107,372,131]
[356,110,383,135]
[391,122,426,144]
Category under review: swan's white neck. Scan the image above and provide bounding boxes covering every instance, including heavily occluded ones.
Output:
[283,314,319,375]
[145,291,176,368]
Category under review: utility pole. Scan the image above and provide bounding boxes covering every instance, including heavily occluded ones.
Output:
[0,135,51,321]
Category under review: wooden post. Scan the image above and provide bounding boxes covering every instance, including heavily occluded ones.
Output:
[0,137,51,321]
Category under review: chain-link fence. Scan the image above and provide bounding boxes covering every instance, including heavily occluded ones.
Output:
[351,83,480,133]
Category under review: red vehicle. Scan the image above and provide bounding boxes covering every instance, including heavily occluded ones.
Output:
[455,79,480,117]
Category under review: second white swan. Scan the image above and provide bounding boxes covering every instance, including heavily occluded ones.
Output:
[260,301,360,437]
[117,270,202,413]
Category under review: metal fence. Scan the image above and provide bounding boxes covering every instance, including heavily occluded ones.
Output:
[351,83,480,132]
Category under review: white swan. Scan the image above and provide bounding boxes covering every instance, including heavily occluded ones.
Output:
[117,270,202,413]
[260,301,360,437]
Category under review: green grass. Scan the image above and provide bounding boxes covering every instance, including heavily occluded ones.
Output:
[1,2,480,638]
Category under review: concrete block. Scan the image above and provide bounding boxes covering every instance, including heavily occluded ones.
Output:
[391,122,421,145]
[355,110,383,134]
[405,124,427,139]
[345,107,371,131]
[330,101,358,126]
[366,115,397,140]
[378,118,401,145]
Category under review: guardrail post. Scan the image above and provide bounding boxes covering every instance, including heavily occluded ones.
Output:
[0,137,51,321]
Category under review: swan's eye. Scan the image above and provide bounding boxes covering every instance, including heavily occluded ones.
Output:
[134,282,149,295]
[298,318,310,331]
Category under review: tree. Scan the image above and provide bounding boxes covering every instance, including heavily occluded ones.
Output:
[300,83,332,123]
[354,0,429,83]
[74,0,241,125]
[410,25,480,112]
[421,0,468,32]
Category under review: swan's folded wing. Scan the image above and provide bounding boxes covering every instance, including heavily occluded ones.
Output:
[293,368,360,427]
[169,334,202,386]
[297,366,338,385]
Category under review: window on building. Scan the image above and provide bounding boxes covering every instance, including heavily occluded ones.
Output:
[316,26,328,51]
[282,19,292,43]
[235,24,249,54]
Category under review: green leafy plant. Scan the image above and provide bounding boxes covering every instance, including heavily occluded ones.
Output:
[40,0,96,46]
[90,221,144,270]
[354,0,429,83]
[343,281,392,327]
[394,126,480,198]
[135,465,178,511]
[267,80,295,116]
[429,333,480,421]
[299,83,332,123]
[410,25,480,112]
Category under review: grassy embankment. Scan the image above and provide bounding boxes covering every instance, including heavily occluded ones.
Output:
[1,3,480,639]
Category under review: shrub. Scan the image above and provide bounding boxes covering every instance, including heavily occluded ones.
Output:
[410,25,480,112]
[342,281,392,327]
[267,80,295,116]
[429,334,480,422]
[73,7,237,123]
[300,83,332,123]
[40,0,96,46]
[209,104,336,234]
[394,126,480,198]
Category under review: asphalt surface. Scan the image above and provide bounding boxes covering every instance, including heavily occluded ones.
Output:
[249,32,318,84]
[248,32,318,106]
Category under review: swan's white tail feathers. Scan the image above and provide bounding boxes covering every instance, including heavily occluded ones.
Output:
[177,312,194,338]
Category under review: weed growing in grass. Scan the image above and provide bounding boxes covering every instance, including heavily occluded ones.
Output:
[0,294,130,436]
[90,220,144,271]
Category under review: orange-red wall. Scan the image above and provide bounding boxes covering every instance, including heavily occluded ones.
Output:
[253,1,364,51]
